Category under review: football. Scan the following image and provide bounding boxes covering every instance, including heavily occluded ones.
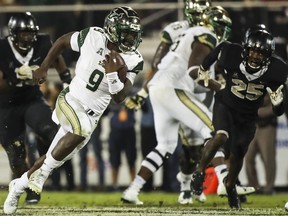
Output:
[111,50,128,83]
[117,64,128,83]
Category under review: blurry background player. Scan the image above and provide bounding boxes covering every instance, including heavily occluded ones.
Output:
[0,12,71,204]
[125,0,254,204]
[122,6,232,205]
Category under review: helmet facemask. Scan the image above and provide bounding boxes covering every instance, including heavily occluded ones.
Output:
[104,6,142,53]
[242,30,275,73]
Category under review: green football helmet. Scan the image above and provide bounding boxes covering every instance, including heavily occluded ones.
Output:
[202,6,232,42]
[184,0,212,26]
[104,6,142,53]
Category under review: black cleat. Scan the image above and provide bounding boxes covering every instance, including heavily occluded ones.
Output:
[226,186,241,209]
[25,188,41,205]
[190,171,204,196]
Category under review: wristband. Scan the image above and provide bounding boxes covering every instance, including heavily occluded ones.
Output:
[138,88,149,98]
[60,69,72,84]
[106,72,124,94]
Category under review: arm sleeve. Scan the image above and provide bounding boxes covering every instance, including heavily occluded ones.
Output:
[70,32,80,52]
[201,41,229,70]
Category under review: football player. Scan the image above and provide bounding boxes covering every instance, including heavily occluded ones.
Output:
[121,6,231,205]
[3,6,144,214]
[190,29,288,209]
[0,12,71,205]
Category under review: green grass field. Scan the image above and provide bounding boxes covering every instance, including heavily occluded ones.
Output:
[0,191,287,215]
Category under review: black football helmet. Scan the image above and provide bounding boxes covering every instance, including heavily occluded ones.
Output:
[184,0,212,26]
[8,12,39,52]
[202,6,232,42]
[104,6,142,53]
[242,30,275,72]
[243,24,267,45]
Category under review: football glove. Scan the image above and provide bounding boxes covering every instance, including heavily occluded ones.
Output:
[266,85,284,106]
[15,65,39,80]
[195,66,211,87]
[125,88,148,111]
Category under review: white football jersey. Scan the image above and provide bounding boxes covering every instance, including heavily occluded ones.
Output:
[149,25,218,93]
[69,27,143,116]
[161,20,190,45]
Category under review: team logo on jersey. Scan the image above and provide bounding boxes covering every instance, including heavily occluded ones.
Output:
[96,48,104,55]
[32,57,40,62]
[232,72,238,78]
[99,60,105,68]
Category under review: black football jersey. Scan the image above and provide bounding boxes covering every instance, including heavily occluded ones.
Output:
[204,42,288,114]
[0,34,52,106]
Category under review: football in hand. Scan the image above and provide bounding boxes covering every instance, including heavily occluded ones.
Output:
[112,51,128,83]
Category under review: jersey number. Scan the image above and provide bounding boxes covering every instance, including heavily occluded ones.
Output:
[231,79,264,101]
[170,33,185,52]
[86,69,104,92]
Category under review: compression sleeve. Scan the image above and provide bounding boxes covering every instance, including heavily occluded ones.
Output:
[201,41,230,70]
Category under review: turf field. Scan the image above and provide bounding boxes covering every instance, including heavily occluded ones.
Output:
[0,191,287,215]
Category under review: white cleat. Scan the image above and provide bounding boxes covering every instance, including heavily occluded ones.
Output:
[121,187,143,205]
[178,191,193,204]
[28,168,50,194]
[3,179,24,214]
[194,192,207,203]
[217,183,255,196]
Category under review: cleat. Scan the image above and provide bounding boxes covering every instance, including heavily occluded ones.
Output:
[226,186,241,209]
[28,168,50,194]
[217,182,255,196]
[178,191,193,204]
[3,179,25,214]
[121,187,143,205]
[25,188,41,204]
[190,171,204,196]
[194,192,207,203]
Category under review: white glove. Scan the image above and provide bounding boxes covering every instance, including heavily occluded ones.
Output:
[266,85,284,106]
[15,65,39,80]
[195,66,211,87]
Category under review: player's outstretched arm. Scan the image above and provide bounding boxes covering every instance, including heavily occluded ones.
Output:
[32,32,74,85]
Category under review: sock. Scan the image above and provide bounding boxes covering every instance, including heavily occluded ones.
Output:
[41,154,64,173]
[130,175,146,192]
[15,172,29,193]
[214,164,228,184]
[178,172,192,191]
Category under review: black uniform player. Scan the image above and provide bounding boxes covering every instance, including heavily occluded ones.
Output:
[190,29,288,209]
[0,12,71,203]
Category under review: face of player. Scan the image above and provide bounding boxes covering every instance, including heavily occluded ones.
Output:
[246,48,267,70]
[14,30,36,53]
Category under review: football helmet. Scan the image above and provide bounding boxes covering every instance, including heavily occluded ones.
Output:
[8,12,39,52]
[243,24,266,45]
[242,30,275,72]
[184,0,212,26]
[104,6,142,53]
[202,6,232,42]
